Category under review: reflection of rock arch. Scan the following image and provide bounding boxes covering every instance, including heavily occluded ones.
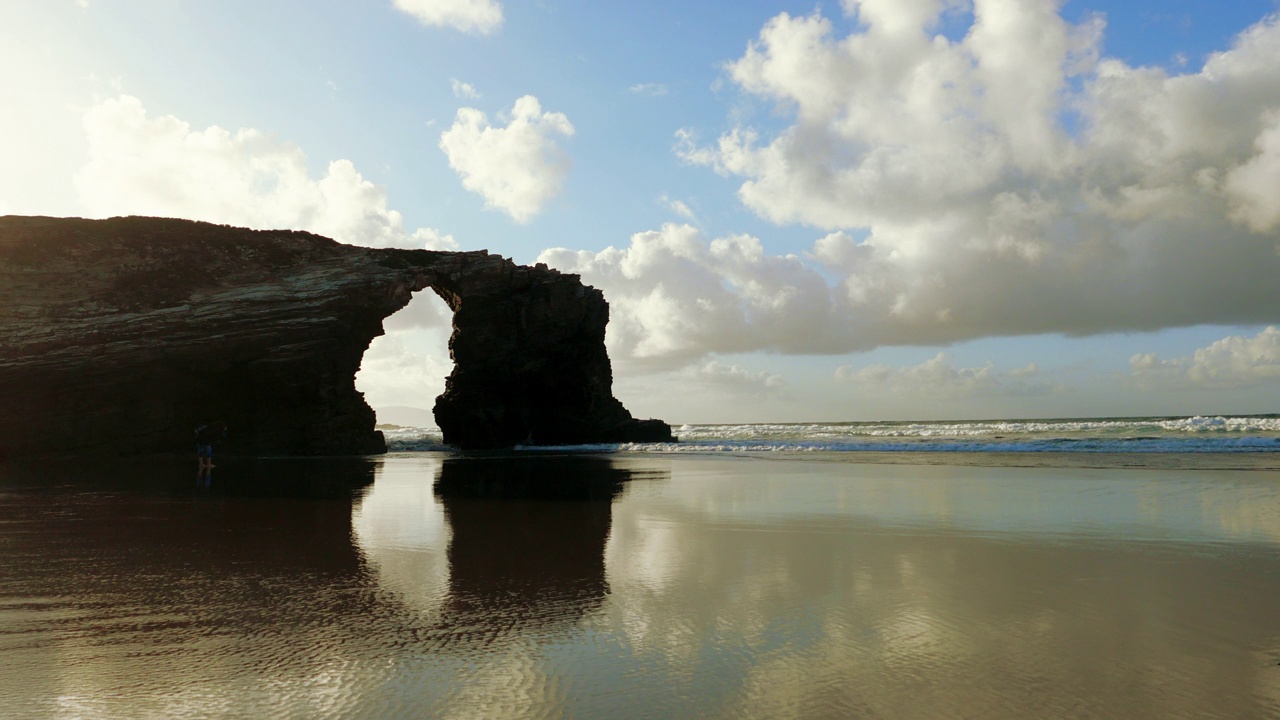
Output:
[0,216,672,458]
[0,456,378,601]
[432,456,639,638]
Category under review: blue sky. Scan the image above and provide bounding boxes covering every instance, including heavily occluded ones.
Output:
[4,0,1280,423]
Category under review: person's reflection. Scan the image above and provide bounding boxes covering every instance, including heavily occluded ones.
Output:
[433,455,633,640]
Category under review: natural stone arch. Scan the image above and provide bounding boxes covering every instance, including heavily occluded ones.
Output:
[0,216,671,458]
[380,250,673,450]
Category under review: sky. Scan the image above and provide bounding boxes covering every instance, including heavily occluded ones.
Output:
[3,0,1280,424]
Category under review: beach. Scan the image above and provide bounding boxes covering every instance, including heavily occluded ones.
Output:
[7,0,1280,715]
[2,449,1279,718]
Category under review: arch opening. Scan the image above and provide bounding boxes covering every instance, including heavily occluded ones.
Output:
[355,289,453,438]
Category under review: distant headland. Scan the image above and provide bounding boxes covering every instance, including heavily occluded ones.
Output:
[0,215,672,458]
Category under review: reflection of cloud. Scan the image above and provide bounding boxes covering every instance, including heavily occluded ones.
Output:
[602,457,1280,718]
[426,647,545,720]
[1201,486,1280,545]
[9,457,1276,716]
[1131,326,1280,388]
[351,456,451,614]
[611,516,680,592]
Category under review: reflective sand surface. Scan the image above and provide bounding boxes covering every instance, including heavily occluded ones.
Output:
[2,454,1280,718]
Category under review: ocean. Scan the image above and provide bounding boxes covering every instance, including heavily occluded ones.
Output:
[3,416,1280,718]
[384,414,1280,465]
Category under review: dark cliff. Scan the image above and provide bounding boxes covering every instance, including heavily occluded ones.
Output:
[0,216,673,458]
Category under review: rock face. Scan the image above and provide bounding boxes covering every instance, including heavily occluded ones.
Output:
[0,216,673,458]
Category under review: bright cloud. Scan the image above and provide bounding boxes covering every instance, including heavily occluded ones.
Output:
[1224,116,1280,232]
[75,95,458,253]
[836,353,1060,399]
[630,83,669,97]
[660,194,698,222]
[540,223,843,370]
[392,0,502,35]
[355,329,455,410]
[666,3,1280,353]
[1130,326,1280,388]
[438,95,574,223]
[450,78,480,99]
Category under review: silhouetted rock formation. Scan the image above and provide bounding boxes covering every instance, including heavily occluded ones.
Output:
[0,215,673,458]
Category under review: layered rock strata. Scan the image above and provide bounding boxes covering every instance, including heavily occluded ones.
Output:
[0,216,672,458]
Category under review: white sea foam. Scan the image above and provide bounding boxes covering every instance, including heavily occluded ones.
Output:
[380,426,449,452]
[676,416,1280,441]
[663,437,1280,454]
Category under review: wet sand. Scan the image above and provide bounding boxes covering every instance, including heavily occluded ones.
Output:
[2,453,1279,718]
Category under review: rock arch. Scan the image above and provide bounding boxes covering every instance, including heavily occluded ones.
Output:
[0,216,672,458]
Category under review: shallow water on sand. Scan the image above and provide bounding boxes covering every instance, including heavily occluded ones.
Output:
[2,453,1279,719]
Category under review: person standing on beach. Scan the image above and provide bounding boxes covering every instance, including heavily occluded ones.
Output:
[195,421,227,469]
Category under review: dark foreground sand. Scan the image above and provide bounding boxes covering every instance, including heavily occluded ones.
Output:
[2,452,1279,718]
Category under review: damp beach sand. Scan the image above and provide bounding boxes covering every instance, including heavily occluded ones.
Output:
[2,451,1279,718]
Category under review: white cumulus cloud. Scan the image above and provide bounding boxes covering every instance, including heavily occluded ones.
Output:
[75,95,458,253]
[355,329,455,410]
[392,0,502,34]
[660,194,698,222]
[439,95,574,223]
[450,78,480,99]
[1223,116,1280,232]
[1130,326,1280,388]
[540,224,843,370]
[664,2,1280,356]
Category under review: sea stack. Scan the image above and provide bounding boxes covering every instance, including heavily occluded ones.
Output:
[0,215,673,458]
